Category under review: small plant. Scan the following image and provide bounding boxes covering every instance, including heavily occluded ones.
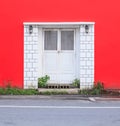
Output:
[38,75,50,88]
[72,79,80,88]
[79,88,91,95]
[91,81,104,95]
[0,87,39,95]
[79,81,104,95]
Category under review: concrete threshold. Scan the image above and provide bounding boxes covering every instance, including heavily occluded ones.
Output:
[38,88,79,94]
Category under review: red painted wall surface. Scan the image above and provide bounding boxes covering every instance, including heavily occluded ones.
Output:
[0,0,120,88]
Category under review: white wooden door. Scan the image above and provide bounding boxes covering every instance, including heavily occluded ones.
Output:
[43,29,75,84]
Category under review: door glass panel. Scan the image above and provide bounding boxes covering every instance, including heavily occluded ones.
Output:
[44,31,57,50]
[61,31,74,50]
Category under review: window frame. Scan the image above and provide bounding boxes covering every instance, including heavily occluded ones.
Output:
[43,28,75,52]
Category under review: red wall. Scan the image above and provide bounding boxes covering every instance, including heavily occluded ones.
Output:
[0,0,120,88]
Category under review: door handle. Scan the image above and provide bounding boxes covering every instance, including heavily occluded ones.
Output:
[57,50,60,53]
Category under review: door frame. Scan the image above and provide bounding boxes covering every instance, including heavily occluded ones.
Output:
[38,27,80,84]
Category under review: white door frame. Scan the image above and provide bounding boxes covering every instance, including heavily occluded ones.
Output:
[38,27,80,84]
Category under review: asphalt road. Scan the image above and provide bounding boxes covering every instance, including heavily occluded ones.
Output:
[0,99,120,126]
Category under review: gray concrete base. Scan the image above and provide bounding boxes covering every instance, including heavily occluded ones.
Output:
[38,88,79,94]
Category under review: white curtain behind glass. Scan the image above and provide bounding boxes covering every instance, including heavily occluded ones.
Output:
[61,31,74,50]
[44,31,57,50]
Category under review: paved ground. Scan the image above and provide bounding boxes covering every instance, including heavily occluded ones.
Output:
[0,98,120,126]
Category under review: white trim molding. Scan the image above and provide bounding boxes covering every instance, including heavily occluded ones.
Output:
[23,22,95,25]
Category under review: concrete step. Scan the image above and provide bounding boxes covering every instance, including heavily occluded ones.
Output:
[38,88,79,95]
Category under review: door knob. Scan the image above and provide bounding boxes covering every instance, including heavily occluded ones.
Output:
[57,50,60,53]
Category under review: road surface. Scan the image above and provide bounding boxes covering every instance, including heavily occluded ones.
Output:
[0,99,120,126]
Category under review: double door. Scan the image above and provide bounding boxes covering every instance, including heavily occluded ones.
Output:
[43,29,76,84]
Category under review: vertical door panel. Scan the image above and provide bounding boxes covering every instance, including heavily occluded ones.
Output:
[43,52,58,83]
[59,52,75,83]
[43,30,58,83]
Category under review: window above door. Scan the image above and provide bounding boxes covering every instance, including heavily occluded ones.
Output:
[44,29,74,51]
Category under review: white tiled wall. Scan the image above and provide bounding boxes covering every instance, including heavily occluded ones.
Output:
[24,23,94,89]
[80,24,94,89]
[24,25,38,89]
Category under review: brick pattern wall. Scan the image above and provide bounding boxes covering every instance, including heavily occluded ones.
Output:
[24,24,94,89]
[80,24,94,89]
[24,25,38,89]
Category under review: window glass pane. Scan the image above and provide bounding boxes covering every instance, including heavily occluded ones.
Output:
[61,31,74,50]
[44,31,57,50]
